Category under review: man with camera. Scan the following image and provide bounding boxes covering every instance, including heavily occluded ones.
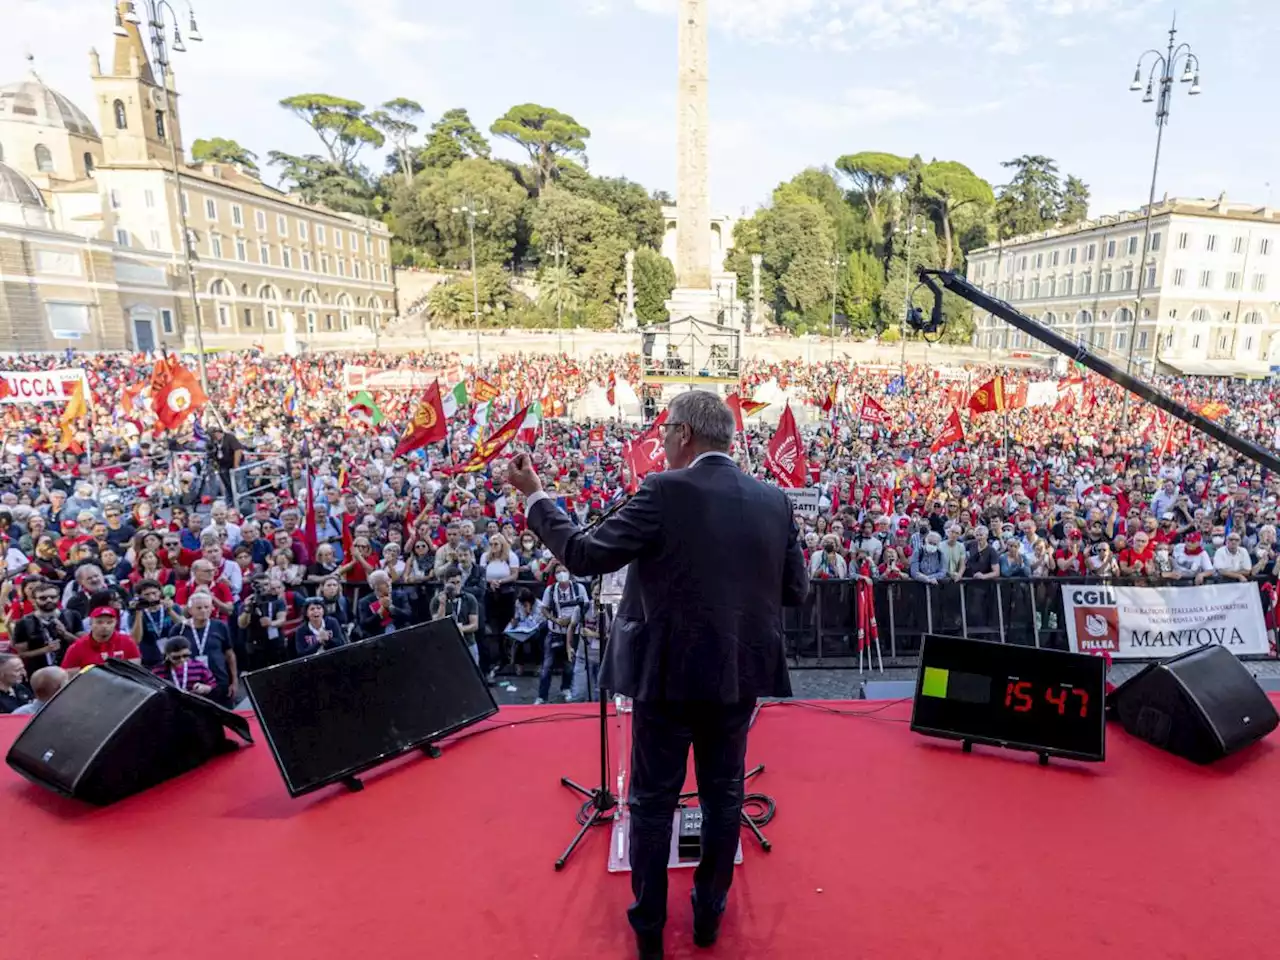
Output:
[10,580,79,676]
[237,575,290,670]
[129,578,183,669]
[430,565,480,662]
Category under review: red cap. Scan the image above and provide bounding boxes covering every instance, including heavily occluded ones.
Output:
[1186,531,1202,544]
[60,519,76,530]
[1068,529,1082,539]
[89,606,118,621]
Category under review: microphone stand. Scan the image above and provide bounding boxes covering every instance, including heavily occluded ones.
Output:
[554,574,616,870]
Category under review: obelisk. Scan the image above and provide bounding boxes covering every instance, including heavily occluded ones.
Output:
[665,0,718,324]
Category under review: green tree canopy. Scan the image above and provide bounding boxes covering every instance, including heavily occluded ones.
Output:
[835,151,908,230]
[490,104,590,193]
[561,173,665,250]
[920,160,995,270]
[1060,175,1091,225]
[278,94,385,170]
[390,158,529,268]
[530,187,627,311]
[995,154,1062,238]
[632,247,676,325]
[190,137,258,172]
[419,108,491,170]
[369,98,423,181]
[267,152,374,214]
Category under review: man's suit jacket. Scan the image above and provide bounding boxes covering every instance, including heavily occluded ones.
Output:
[356,590,414,637]
[527,456,808,703]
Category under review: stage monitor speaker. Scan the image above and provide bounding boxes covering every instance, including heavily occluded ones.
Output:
[1108,645,1279,764]
[6,660,252,805]
[244,618,498,798]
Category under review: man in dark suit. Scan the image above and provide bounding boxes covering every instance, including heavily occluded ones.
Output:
[509,390,807,960]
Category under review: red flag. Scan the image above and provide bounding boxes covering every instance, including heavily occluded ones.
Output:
[606,371,617,407]
[624,411,668,491]
[447,405,530,474]
[931,409,965,452]
[394,382,448,457]
[151,356,207,433]
[472,377,499,403]
[302,465,318,559]
[859,395,891,426]
[1005,379,1028,411]
[726,394,768,432]
[588,426,605,449]
[1198,400,1230,421]
[821,384,837,413]
[765,403,808,488]
[967,376,1006,415]
[341,514,353,560]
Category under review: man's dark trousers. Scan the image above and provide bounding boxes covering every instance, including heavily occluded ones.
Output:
[627,698,756,939]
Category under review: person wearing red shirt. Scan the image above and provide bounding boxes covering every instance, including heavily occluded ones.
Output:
[1054,529,1087,577]
[174,560,236,620]
[1119,531,1156,577]
[61,607,141,672]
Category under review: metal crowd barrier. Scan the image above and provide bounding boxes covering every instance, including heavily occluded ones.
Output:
[786,575,1278,666]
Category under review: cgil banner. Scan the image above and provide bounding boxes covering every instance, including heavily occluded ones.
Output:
[0,368,90,405]
[1062,581,1269,660]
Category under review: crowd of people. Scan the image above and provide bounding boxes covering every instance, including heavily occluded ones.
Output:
[0,345,1273,714]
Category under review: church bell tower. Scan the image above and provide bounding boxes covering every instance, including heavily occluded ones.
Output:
[91,2,185,166]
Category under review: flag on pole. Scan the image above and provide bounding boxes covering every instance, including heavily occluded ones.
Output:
[302,447,318,559]
[623,410,668,493]
[765,403,808,488]
[472,377,499,403]
[821,384,837,414]
[58,379,88,452]
[347,390,386,428]
[967,376,1007,415]
[283,384,298,417]
[441,381,469,417]
[725,394,768,433]
[931,409,965,452]
[393,382,448,457]
[606,370,617,407]
[447,405,530,473]
[150,355,207,433]
[518,400,543,445]
[472,399,494,428]
[858,395,891,426]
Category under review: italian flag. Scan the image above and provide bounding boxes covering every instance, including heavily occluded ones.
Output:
[347,390,385,427]
[472,398,493,428]
[441,381,469,418]
[518,400,542,445]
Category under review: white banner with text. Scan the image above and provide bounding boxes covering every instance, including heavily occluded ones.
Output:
[1062,582,1270,660]
[0,368,89,404]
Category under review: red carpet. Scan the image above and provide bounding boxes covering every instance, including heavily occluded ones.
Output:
[3,698,1278,960]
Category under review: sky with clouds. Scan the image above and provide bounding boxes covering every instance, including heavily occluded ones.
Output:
[5,0,1276,220]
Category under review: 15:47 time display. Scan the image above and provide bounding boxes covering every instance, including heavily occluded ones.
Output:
[1004,680,1090,718]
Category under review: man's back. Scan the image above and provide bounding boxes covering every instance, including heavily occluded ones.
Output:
[533,455,807,702]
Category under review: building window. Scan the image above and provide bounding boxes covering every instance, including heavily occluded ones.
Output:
[282,247,292,269]
[211,234,223,258]
[1226,271,1241,291]
[235,238,247,262]
[1080,273,1091,294]
[1138,331,1149,350]
[83,152,95,176]
[115,228,129,246]
[1177,231,1189,250]
[205,197,217,221]
[1066,247,1076,265]
[325,314,334,331]
[1253,274,1267,292]
[1029,278,1040,298]
[1034,253,1043,269]
[335,230,343,249]
[381,264,389,283]
[1100,272,1112,292]
[149,229,161,249]
[1049,250,1058,267]
[266,309,277,330]
[33,144,53,173]
[232,204,243,227]
[1205,234,1217,252]
[1145,265,1156,288]
[217,305,231,328]
[155,110,166,141]
[1114,332,1127,350]
[338,257,346,278]
[1062,274,1073,295]
[1149,232,1161,252]
[1121,267,1133,290]
[143,189,155,208]
[320,254,330,274]
[184,228,197,257]
[1105,239,1116,259]
[243,307,253,328]
[1190,307,1210,323]
[1218,334,1230,351]
[277,214,288,235]
[353,260,362,280]
[1085,243,1096,262]
[298,220,308,241]
[306,312,316,334]
[1125,236,1138,256]
[112,100,127,129]
[1232,236,1245,255]
[255,209,266,231]
[1198,270,1212,288]
[109,189,122,209]
[380,239,388,257]
[1191,334,1201,350]
[302,251,311,272]
[1015,279,1024,299]
[259,242,270,264]
[1261,238,1271,256]
[46,302,91,339]
[161,308,174,334]
[1245,336,1255,352]
[1173,268,1185,287]
[349,232,358,250]
[316,224,326,244]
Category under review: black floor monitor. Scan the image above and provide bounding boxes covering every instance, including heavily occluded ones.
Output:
[244,619,497,797]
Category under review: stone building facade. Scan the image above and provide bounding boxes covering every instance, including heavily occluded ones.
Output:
[965,195,1280,376]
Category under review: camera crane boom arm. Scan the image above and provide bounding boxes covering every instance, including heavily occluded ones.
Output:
[915,267,1280,476]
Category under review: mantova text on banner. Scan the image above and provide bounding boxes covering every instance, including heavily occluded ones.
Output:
[1062,582,1270,660]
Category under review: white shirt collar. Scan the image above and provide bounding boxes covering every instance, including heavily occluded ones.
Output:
[690,451,736,468]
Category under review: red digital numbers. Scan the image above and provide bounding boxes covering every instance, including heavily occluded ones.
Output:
[1004,680,1033,712]
[1003,682,1090,718]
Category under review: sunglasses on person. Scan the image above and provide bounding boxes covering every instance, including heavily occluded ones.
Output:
[169,652,191,661]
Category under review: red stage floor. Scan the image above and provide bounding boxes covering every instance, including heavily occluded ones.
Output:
[4,698,1279,960]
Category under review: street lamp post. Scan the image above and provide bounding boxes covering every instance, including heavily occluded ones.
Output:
[364,221,380,350]
[829,253,843,363]
[452,198,487,365]
[549,239,566,354]
[115,0,206,389]
[899,213,925,379]
[1120,16,1201,427]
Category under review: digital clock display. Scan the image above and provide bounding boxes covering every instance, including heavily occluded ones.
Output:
[911,634,1107,762]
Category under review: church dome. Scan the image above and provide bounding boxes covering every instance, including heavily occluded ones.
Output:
[0,162,46,208]
[0,73,100,140]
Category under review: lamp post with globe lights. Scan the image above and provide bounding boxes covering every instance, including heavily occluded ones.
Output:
[1120,17,1201,427]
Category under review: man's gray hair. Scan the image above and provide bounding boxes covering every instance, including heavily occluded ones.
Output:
[667,391,735,452]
